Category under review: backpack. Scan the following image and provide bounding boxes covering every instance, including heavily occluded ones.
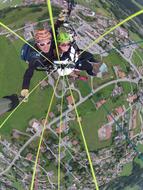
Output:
[21,41,40,63]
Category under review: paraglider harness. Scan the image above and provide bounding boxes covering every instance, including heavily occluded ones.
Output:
[21,42,77,73]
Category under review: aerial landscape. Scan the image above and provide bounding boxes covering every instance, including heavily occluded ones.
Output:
[0,0,143,189]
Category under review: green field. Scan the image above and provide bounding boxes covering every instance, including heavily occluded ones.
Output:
[120,162,133,176]
[132,0,143,9]
[92,50,130,88]
[76,77,91,97]
[0,0,22,10]
[124,186,139,190]
[134,110,141,135]
[129,31,143,48]
[76,0,111,17]
[0,36,57,138]
[69,82,136,151]
[134,143,143,168]
[132,49,143,67]
[0,5,60,29]
[103,50,129,72]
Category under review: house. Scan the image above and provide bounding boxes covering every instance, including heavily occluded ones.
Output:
[56,123,68,134]
[72,140,79,145]
[96,99,106,109]
[48,112,55,119]
[107,114,114,122]
[117,70,126,78]
[115,106,125,115]
[23,22,35,41]
[127,94,138,103]
[66,95,74,105]
[31,121,42,132]
[112,86,123,97]
[116,27,129,39]
[113,66,126,78]
[40,80,48,89]
[41,118,48,126]
[12,130,20,139]
[98,125,112,141]
[26,153,33,161]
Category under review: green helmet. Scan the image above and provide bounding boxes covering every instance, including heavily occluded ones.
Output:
[57,32,71,44]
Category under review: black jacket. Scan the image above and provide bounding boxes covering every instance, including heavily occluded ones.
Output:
[22,45,55,89]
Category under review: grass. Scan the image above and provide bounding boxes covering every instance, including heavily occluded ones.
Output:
[120,162,133,176]
[134,143,143,168]
[133,110,141,135]
[12,181,24,190]
[132,0,143,9]
[124,185,139,190]
[76,77,91,97]
[129,31,143,48]
[5,170,24,190]
[103,50,129,72]
[137,143,143,152]
[92,50,130,88]
[43,162,65,184]
[0,37,24,97]
[76,0,111,17]
[0,5,60,29]
[0,0,22,10]
[134,156,143,168]
[132,49,143,67]
[0,36,57,138]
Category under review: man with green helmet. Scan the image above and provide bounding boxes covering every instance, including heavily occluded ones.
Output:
[55,31,101,76]
[57,32,71,44]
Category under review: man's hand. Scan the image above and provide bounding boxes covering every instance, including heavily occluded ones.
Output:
[58,9,69,22]
[20,89,29,102]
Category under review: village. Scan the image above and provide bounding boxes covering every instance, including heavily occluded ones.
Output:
[1,0,143,189]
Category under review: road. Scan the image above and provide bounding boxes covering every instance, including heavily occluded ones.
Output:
[0,132,39,176]
[47,78,139,126]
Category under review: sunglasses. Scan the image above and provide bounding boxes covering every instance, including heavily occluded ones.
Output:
[37,41,51,46]
[59,43,70,47]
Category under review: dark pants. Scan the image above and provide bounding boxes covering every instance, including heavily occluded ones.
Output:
[75,51,96,76]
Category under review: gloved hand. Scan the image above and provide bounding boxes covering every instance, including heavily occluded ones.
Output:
[58,9,69,22]
[92,63,100,74]
[20,89,29,102]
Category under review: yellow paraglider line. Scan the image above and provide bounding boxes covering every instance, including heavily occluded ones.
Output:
[30,76,61,190]
[66,76,99,190]
[47,0,60,61]
[30,1,62,189]
[58,76,65,190]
